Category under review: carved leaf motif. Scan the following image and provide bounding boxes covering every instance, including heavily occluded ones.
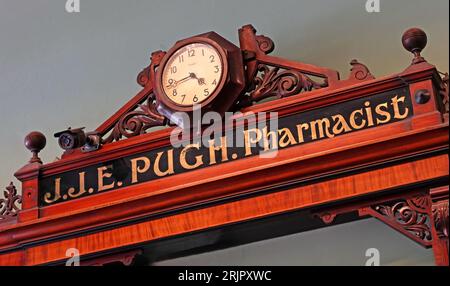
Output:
[433,201,449,239]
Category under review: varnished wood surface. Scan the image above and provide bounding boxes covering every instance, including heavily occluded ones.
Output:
[1,50,447,265]
[0,121,447,251]
[0,154,447,265]
[33,62,440,177]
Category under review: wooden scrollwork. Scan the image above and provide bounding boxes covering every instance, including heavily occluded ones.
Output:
[248,64,327,103]
[102,94,167,144]
[359,194,433,247]
[99,50,168,144]
[0,182,22,220]
[348,59,375,82]
[137,50,166,87]
[255,35,275,54]
[433,200,449,240]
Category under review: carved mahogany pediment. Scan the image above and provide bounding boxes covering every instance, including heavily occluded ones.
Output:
[1,25,448,266]
[54,25,390,157]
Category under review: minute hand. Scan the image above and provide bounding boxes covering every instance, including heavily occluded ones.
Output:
[166,76,188,89]
[166,73,197,89]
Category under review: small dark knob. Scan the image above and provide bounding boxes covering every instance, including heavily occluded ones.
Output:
[24,131,46,163]
[415,89,431,104]
[402,28,427,64]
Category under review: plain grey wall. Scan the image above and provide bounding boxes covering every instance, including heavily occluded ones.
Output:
[0,0,448,265]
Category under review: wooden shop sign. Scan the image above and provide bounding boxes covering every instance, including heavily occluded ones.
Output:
[39,87,412,206]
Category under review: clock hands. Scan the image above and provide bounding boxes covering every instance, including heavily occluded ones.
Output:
[168,74,192,88]
[166,72,206,89]
[189,72,206,86]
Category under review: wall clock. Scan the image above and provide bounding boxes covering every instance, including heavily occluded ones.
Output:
[154,32,245,128]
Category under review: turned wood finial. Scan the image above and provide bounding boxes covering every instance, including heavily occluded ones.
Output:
[402,27,428,64]
[24,131,46,164]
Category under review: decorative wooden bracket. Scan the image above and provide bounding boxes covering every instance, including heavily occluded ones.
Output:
[430,186,449,266]
[358,194,433,247]
[314,187,449,265]
[315,193,433,247]
[80,249,143,266]
[432,200,449,241]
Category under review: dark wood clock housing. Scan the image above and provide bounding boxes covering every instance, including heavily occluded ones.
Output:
[154,32,245,128]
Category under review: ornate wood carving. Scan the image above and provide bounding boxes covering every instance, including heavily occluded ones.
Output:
[255,34,275,54]
[348,59,375,82]
[102,94,166,144]
[439,72,449,114]
[99,51,168,144]
[432,200,449,240]
[62,25,380,147]
[0,182,22,220]
[248,64,327,102]
[430,186,449,266]
[136,51,165,88]
[313,193,438,249]
[359,194,433,247]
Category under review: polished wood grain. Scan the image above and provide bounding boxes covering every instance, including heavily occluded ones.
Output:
[1,27,448,266]
[0,154,446,265]
[0,122,447,251]
[33,60,441,178]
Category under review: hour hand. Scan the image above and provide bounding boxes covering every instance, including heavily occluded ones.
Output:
[189,72,206,85]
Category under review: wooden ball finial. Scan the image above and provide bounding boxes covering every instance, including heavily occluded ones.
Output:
[24,131,46,164]
[402,28,427,64]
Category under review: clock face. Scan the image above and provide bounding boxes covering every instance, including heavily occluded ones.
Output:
[161,42,223,106]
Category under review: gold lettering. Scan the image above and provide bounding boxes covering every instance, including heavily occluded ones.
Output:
[364,101,375,127]
[278,128,297,147]
[243,128,262,156]
[130,156,150,183]
[296,123,310,143]
[391,95,409,119]
[262,126,278,151]
[310,118,335,139]
[44,177,62,204]
[349,109,366,129]
[375,102,391,124]
[331,114,352,135]
[208,137,228,165]
[98,165,115,192]
[180,143,203,169]
[154,150,174,177]
[68,171,92,198]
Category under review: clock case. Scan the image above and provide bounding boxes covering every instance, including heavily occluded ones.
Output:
[154,32,245,128]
